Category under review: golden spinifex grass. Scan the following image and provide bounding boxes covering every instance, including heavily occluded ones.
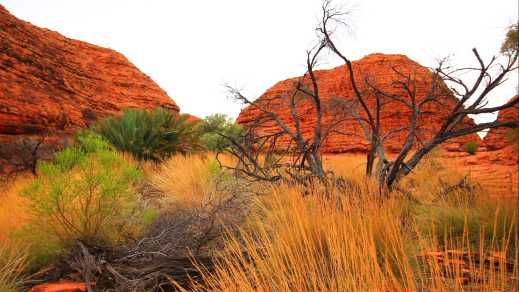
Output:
[0,153,517,291]
[0,175,31,243]
[189,184,517,291]
[0,244,27,291]
[182,152,518,292]
[190,184,418,291]
[150,154,219,206]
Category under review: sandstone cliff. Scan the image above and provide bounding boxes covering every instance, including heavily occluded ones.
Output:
[237,53,480,153]
[0,4,179,140]
[483,94,519,151]
[482,94,519,166]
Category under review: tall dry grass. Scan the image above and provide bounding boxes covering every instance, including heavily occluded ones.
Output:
[150,155,218,206]
[0,244,27,292]
[182,154,518,291]
[0,175,32,243]
[0,152,517,291]
[189,183,517,291]
[191,185,417,291]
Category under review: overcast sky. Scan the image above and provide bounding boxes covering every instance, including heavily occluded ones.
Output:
[1,0,518,123]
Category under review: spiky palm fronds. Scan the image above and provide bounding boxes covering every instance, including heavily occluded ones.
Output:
[94,108,201,161]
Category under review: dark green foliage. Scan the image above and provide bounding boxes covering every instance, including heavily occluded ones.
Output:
[501,24,518,55]
[94,108,201,161]
[462,141,479,155]
[198,114,242,152]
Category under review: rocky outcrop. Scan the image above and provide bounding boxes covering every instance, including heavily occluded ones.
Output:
[481,94,519,166]
[0,4,180,173]
[0,4,179,140]
[237,53,480,153]
[28,282,86,292]
[483,94,519,151]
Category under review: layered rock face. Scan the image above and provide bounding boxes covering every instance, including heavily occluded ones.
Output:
[0,4,179,140]
[482,94,519,166]
[237,53,480,153]
[483,94,519,151]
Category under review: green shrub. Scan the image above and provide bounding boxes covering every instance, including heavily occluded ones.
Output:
[94,108,201,161]
[198,114,242,152]
[20,133,143,256]
[461,141,479,155]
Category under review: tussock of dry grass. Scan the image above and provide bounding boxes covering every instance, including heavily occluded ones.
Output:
[151,155,217,206]
[0,244,27,291]
[191,185,418,291]
[0,175,32,243]
[190,183,517,291]
[184,154,517,291]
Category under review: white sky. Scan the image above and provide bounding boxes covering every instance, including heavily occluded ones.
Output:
[1,0,518,123]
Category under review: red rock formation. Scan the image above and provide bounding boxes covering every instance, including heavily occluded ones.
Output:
[483,94,519,151]
[237,53,480,153]
[481,94,519,166]
[0,4,179,140]
[28,281,86,292]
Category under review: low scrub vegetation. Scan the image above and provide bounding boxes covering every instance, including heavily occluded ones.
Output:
[0,124,517,291]
[16,133,146,268]
[462,141,479,155]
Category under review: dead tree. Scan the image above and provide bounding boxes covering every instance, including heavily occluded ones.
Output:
[318,0,519,189]
[219,42,343,186]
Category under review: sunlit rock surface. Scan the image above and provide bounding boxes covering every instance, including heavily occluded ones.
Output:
[237,53,480,153]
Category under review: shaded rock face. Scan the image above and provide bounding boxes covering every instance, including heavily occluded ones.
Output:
[237,53,480,154]
[482,94,519,166]
[483,94,519,151]
[0,4,179,139]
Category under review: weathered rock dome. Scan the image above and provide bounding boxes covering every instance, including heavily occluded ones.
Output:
[0,4,179,140]
[237,53,480,153]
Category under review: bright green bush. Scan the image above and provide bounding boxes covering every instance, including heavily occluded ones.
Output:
[198,114,242,152]
[20,133,143,249]
[94,108,201,161]
[461,141,479,155]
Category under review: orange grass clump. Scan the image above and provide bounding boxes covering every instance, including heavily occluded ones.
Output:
[0,175,32,243]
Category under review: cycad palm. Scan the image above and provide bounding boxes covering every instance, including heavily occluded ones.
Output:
[94,108,200,161]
